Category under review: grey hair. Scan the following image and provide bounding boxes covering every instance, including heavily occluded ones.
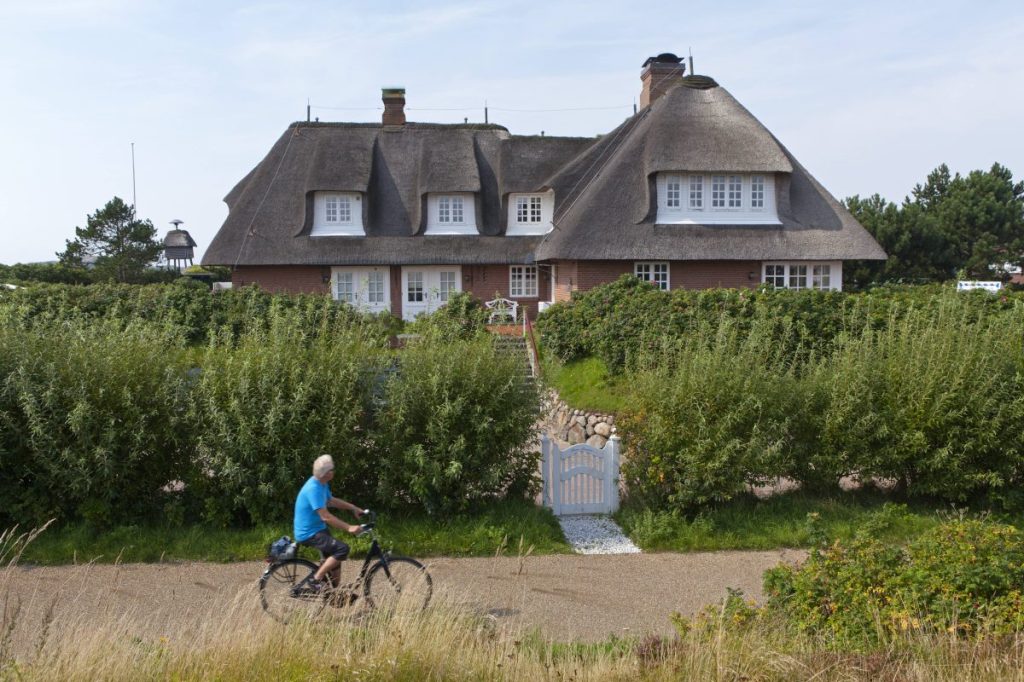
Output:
[313,454,335,477]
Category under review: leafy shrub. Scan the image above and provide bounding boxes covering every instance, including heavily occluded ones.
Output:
[763,517,1024,647]
[535,276,1024,371]
[405,291,488,341]
[0,320,192,526]
[0,282,398,346]
[618,318,814,509]
[185,308,386,526]
[820,303,1024,501]
[371,336,541,513]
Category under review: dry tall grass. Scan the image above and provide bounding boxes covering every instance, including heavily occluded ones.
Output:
[3,526,1024,681]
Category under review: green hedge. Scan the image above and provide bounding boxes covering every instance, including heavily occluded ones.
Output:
[536,276,1024,370]
[0,281,400,345]
[0,310,540,528]
[373,335,540,513]
[618,299,1024,509]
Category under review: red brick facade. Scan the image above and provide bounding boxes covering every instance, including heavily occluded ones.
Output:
[232,260,759,318]
[233,265,329,294]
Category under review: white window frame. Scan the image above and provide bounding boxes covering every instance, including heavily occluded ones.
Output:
[427,193,477,234]
[657,173,780,225]
[665,175,682,208]
[688,175,703,209]
[634,262,670,291]
[727,175,743,209]
[762,262,842,291]
[711,176,726,208]
[312,192,364,236]
[750,175,765,210]
[510,265,538,298]
[331,267,391,313]
[506,191,554,235]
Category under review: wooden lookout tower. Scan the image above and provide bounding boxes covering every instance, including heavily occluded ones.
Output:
[164,219,198,271]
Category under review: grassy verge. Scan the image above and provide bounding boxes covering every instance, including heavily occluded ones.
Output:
[614,491,1018,552]
[20,498,571,565]
[541,355,625,413]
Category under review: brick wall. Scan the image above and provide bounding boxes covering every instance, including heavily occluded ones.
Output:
[462,264,550,319]
[232,266,329,294]
[551,260,761,298]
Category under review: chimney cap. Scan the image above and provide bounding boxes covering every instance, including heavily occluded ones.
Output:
[642,53,684,68]
[382,87,406,98]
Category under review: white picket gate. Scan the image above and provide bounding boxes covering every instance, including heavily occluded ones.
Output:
[541,434,621,515]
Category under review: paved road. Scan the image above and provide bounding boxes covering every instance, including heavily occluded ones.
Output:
[3,549,803,655]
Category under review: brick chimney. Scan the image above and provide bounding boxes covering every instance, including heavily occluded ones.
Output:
[382,87,406,126]
[640,53,685,108]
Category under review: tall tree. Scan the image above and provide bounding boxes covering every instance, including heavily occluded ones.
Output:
[844,163,1024,287]
[58,197,163,283]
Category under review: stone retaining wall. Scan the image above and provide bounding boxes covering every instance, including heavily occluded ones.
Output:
[542,390,616,447]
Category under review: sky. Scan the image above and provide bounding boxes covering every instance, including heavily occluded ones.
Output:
[1,0,1022,265]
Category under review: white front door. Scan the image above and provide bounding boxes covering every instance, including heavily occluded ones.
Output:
[401,266,461,321]
[331,266,391,314]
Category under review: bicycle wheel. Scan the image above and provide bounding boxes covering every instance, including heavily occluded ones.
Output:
[363,556,433,612]
[259,558,323,623]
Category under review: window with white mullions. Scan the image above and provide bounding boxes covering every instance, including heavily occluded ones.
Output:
[438,197,451,223]
[789,265,808,290]
[666,175,681,208]
[451,196,464,223]
[407,272,425,302]
[335,272,355,303]
[711,176,726,208]
[367,271,385,304]
[728,176,742,208]
[634,262,669,290]
[764,264,786,288]
[510,265,538,298]
[516,196,543,223]
[812,265,831,290]
[439,271,457,302]
[688,175,703,209]
[750,176,765,209]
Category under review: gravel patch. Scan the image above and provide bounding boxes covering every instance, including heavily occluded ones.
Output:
[558,514,641,555]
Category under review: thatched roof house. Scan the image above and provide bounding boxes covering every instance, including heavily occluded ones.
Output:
[203,54,884,320]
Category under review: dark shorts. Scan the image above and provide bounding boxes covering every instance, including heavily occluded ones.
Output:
[300,530,349,561]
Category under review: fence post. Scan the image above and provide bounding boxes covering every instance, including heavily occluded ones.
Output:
[541,434,550,509]
[550,439,561,516]
[607,435,621,513]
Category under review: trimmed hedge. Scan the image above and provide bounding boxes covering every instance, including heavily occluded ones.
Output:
[614,297,1024,509]
[536,276,1024,371]
[0,305,540,527]
[0,281,400,345]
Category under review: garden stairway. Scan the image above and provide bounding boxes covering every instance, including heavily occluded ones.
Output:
[491,333,536,387]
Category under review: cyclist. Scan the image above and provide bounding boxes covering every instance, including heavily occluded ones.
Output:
[293,454,364,591]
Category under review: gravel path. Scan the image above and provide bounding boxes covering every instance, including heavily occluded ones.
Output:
[558,515,641,554]
[3,550,804,655]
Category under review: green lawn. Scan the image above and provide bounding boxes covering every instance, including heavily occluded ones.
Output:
[615,490,1021,552]
[20,498,572,565]
[542,355,625,413]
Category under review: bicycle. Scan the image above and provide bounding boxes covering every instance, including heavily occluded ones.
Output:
[259,510,433,624]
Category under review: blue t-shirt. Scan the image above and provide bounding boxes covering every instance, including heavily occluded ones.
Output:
[294,476,331,541]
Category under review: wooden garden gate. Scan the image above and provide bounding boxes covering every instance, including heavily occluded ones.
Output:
[541,434,621,515]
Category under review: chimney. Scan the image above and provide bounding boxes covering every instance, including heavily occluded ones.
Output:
[382,87,406,126]
[640,53,685,108]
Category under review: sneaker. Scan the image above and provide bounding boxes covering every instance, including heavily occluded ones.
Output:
[292,578,324,598]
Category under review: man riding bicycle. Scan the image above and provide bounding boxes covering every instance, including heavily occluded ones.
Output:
[293,454,364,591]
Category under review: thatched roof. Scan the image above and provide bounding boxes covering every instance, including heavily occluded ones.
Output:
[203,79,885,267]
[203,123,593,265]
[537,79,885,261]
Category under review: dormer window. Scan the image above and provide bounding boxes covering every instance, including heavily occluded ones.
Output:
[312,192,363,236]
[426,193,477,234]
[506,191,554,236]
[657,173,781,225]
[438,196,464,224]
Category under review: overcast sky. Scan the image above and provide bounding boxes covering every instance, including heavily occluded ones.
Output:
[1,0,1022,265]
